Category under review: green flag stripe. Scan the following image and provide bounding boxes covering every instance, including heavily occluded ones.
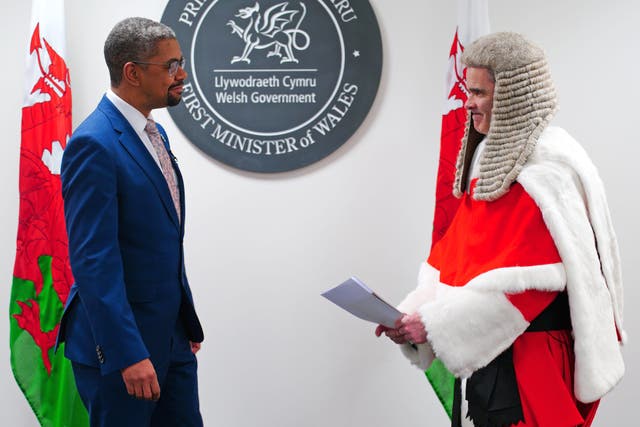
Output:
[425,358,456,419]
[10,256,88,426]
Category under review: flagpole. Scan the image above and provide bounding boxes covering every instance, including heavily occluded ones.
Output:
[426,0,490,418]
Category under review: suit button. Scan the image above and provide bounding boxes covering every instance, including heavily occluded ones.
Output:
[96,345,105,364]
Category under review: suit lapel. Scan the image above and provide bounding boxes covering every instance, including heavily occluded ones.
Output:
[97,96,180,229]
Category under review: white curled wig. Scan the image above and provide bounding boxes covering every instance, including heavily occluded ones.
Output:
[454,32,557,201]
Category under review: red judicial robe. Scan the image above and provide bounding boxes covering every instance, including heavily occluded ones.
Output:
[397,128,623,427]
[429,181,596,426]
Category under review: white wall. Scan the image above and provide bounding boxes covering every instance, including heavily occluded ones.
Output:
[1,1,638,425]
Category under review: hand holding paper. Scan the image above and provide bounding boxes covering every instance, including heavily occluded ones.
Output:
[398,313,428,344]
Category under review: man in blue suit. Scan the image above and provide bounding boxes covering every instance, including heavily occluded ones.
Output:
[58,17,204,426]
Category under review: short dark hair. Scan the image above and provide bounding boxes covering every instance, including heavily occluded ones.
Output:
[104,17,176,86]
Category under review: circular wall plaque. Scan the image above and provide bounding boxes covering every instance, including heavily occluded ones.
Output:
[162,0,382,173]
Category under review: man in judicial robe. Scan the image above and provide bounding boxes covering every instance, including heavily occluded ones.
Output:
[377,32,624,427]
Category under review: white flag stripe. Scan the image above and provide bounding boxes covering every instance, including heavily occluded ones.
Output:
[24,0,67,106]
[457,0,490,47]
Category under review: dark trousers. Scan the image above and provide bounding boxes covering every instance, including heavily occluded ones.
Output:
[72,320,202,427]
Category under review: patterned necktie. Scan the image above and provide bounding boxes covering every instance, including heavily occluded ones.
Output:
[144,118,181,221]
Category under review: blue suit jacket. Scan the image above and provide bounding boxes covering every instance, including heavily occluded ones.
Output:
[58,96,203,375]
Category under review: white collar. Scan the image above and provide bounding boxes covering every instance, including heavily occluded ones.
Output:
[106,89,154,134]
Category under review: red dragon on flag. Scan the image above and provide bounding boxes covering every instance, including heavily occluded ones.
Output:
[10,3,88,424]
[431,28,469,247]
[14,20,72,376]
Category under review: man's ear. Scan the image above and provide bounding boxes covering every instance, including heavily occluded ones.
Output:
[121,62,141,87]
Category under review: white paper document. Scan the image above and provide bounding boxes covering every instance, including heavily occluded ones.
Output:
[321,277,402,328]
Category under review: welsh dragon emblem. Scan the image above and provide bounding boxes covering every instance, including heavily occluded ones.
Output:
[12,22,72,375]
[227,2,310,64]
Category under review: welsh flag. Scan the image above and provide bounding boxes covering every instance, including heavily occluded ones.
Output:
[9,0,88,425]
[426,0,489,418]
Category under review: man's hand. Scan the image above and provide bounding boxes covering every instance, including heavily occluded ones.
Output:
[375,324,408,344]
[190,341,201,354]
[399,313,428,344]
[121,358,160,401]
[375,316,408,344]
[375,313,428,345]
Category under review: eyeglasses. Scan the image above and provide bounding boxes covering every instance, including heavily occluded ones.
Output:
[132,57,185,77]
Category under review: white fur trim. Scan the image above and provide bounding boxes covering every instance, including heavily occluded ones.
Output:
[399,262,566,308]
[399,342,436,372]
[398,262,566,376]
[519,127,624,402]
[419,284,528,378]
[465,263,566,293]
[396,263,438,370]
[397,262,439,315]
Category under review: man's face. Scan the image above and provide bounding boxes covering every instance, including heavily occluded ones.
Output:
[137,38,187,111]
[464,67,494,135]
